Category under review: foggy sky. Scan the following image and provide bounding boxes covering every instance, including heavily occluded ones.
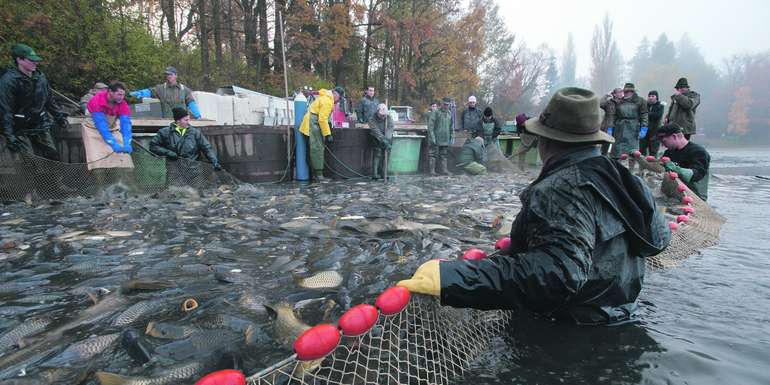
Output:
[497,0,770,79]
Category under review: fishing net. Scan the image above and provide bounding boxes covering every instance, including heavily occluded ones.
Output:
[484,144,518,173]
[248,295,511,385]
[0,142,239,202]
[247,155,724,385]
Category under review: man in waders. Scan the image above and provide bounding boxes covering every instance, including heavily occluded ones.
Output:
[368,103,393,180]
[129,66,201,119]
[477,107,501,147]
[298,87,343,182]
[610,83,647,160]
[427,97,454,176]
[399,87,670,325]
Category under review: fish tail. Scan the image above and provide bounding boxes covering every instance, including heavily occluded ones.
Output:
[95,371,131,385]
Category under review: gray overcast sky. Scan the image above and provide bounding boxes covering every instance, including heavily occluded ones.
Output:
[497,0,770,78]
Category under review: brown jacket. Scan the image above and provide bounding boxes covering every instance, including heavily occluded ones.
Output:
[599,95,617,132]
[666,90,700,135]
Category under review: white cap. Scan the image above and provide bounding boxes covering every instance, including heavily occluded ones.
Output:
[468,95,477,103]
[377,103,388,115]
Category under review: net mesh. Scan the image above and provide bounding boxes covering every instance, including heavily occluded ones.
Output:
[247,155,725,385]
[484,144,519,173]
[0,142,239,201]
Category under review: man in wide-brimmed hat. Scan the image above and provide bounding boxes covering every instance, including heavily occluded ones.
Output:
[665,77,700,140]
[398,87,671,325]
[610,82,648,159]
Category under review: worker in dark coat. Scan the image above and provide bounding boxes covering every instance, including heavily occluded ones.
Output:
[398,87,671,325]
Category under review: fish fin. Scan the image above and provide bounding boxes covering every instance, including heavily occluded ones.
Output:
[264,303,277,319]
[145,321,156,335]
[95,371,130,385]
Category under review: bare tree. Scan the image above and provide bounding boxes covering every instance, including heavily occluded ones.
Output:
[590,14,621,93]
[561,33,576,87]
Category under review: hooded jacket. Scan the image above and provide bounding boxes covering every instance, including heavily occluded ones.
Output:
[439,146,670,325]
[477,107,501,140]
[150,123,220,167]
[299,89,334,137]
[666,90,700,135]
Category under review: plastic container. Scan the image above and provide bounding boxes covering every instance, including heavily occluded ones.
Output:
[388,135,425,174]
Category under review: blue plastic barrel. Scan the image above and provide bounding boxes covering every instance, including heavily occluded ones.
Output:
[294,95,309,181]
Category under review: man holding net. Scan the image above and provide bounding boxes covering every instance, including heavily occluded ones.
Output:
[399,88,671,325]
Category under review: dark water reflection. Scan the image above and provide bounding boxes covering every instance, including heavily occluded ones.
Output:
[1,146,769,384]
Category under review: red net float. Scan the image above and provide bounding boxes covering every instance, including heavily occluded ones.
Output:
[682,196,694,205]
[294,324,341,361]
[494,237,512,253]
[620,154,629,160]
[660,156,671,163]
[462,248,487,261]
[375,286,411,316]
[668,172,679,180]
[194,370,245,385]
[683,207,695,215]
[676,215,689,223]
[632,150,642,158]
[645,155,657,162]
[338,304,379,336]
[676,184,687,193]
[669,221,679,231]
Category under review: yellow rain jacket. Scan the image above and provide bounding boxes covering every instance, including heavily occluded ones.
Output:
[299,89,334,137]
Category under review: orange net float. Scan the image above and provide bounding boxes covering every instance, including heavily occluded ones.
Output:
[495,237,512,253]
[660,156,671,163]
[462,248,487,261]
[182,298,199,312]
[632,150,642,158]
[676,215,690,224]
[682,196,694,205]
[683,207,696,215]
[668,171,679,180]
[620,153,629,160]
[645,155,657,162]
[293,324,341,361]
[375,286,411,316]
[676,183,687,193]
[338,304,379,337]
[195,369,245,385]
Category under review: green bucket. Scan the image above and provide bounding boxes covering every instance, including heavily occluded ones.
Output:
[388,135,424,174]
[132,148,167,189]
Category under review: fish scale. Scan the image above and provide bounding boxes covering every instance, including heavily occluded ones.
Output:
[0,318,50,352]
[296,270,344,289]
[95,361,203,385]
[43,333,120,366]
[112,300,167,327]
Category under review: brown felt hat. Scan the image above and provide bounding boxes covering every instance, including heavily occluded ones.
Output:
[524,87,614,144]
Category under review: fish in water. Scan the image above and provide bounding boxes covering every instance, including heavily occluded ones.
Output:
[120,279,175,293]
[295,270,344,289]
[43,333,120,367]
[0,318,50,353]
[95,361,203,385]
[264,303,311,347]
[237,290,268,315]
[155,329,238,361]
[120,329,153,364]
[145,322,198,340]
[112,300,167,327]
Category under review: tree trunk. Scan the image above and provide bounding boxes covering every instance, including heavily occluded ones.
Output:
[379,32,390,99]
[198,0,211,90]
[242,0,257,67]
[362,0,375,88]
[273,0,285,74]
[161,0,177,46]
[212,0,223,68]
[257,0,269,79]
[227,0,238,64]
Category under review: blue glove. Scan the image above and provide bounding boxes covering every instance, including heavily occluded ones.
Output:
[607,127,614,136]
[91,112,120,151]
[129,89,152,99]
[187,100,201,119]
[119,115,133,153]
[639,126,648,139]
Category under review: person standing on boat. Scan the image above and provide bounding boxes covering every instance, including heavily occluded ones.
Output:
[0,43,68,160]
[657,124,710,201]
[298,86,343,182]
[129,66,201,120]
[356,86,379,124]
[83,81,134,170]
[368,103,394,180]
[398,87,671,325]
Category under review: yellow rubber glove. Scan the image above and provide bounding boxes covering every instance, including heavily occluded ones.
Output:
[397,260,441,296]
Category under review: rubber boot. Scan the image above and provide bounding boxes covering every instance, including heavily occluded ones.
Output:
[439,158,449,175]
[372,156,381,180]
[313,169,327,182]
[428,158,436,176]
